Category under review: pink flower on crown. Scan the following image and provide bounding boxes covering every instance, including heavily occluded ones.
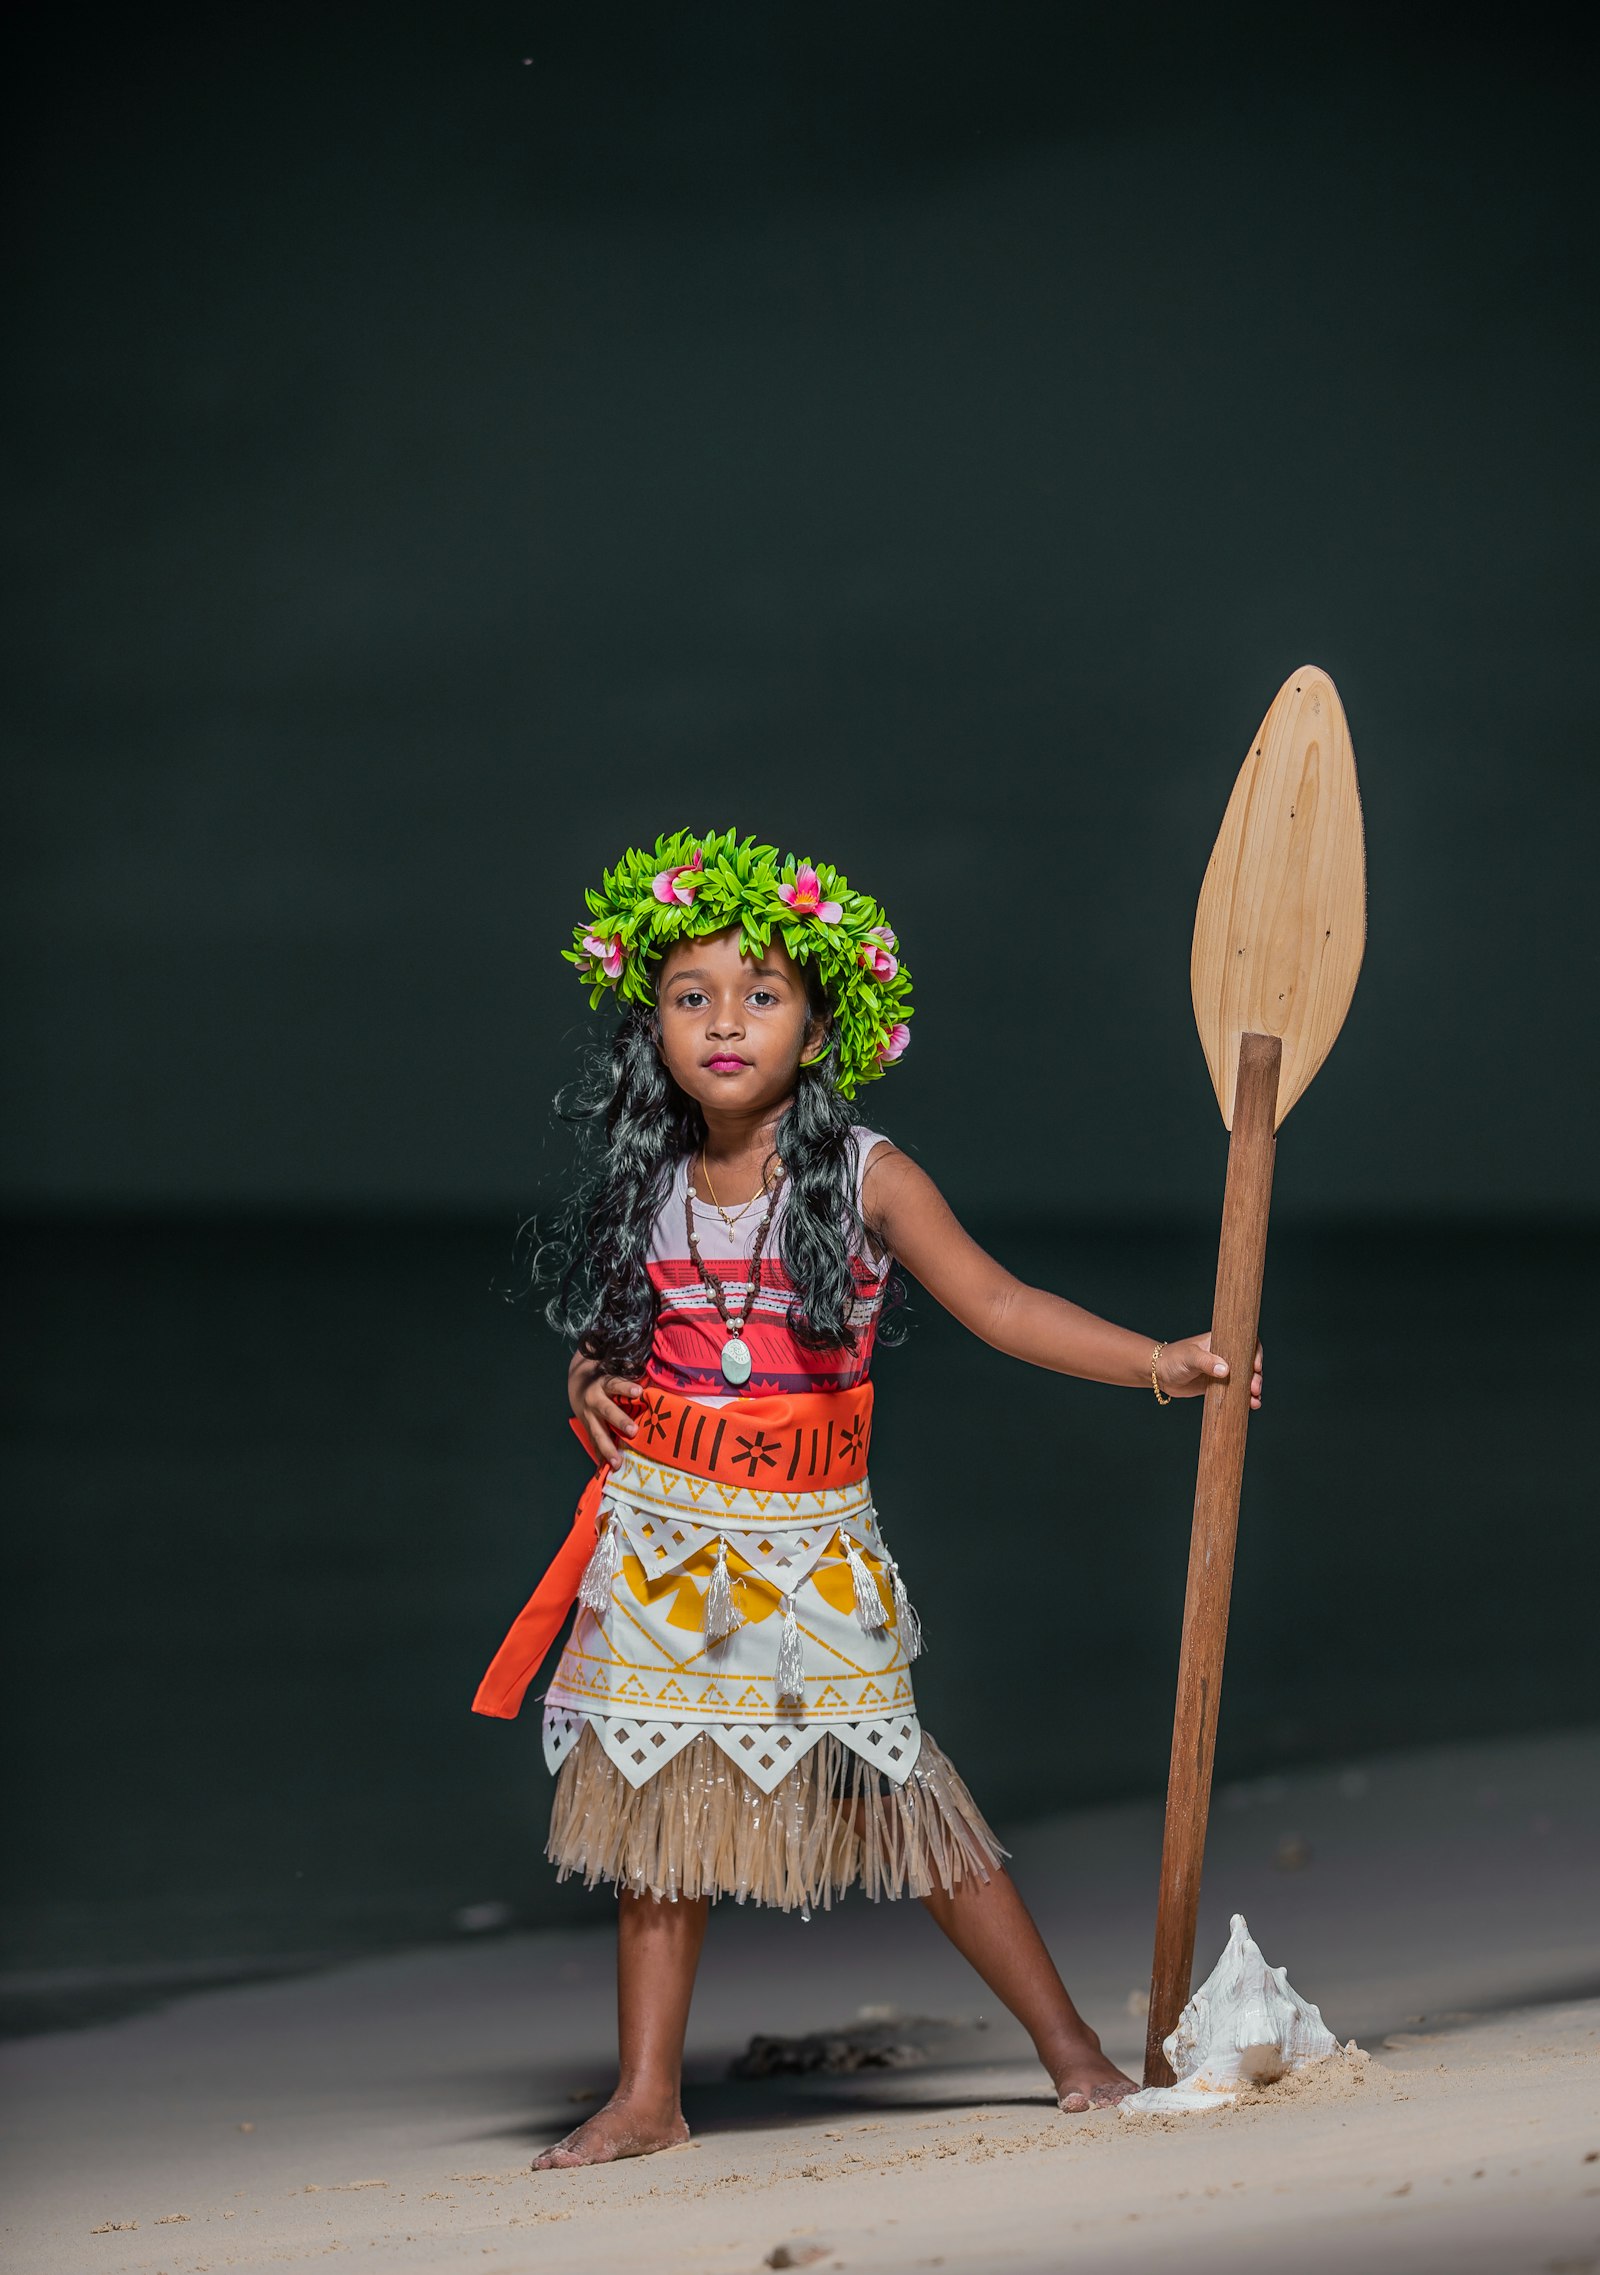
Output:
[651,847,704,906]
[878,1021,911,1064]
[777,863,842,923]
[582,931,626,983]
[860,925,899,982]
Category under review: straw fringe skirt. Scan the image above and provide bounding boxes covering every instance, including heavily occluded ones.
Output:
[546,1723,1006,1910]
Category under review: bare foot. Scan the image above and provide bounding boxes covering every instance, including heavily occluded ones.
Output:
[531,2093,690,2169]
[1052,2039,1138,2112]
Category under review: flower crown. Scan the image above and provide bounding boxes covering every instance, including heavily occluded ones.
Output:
[564,827,912,1099]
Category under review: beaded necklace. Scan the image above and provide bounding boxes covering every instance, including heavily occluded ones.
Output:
[683,1167,785,1387]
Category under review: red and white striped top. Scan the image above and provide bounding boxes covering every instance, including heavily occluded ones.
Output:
[643,1129,893,1402]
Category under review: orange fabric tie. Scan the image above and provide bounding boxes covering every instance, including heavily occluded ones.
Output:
[470,1383,874,1721]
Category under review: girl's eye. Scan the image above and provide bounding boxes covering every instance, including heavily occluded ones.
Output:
[676,991,708,1009]
[748,990,778,1006]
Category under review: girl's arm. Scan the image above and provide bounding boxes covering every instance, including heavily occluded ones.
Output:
[863,1147,1262,1406]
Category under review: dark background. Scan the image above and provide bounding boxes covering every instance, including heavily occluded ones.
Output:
[4,7,1596,2028]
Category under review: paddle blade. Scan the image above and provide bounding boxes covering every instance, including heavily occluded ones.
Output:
[1191,666,1367,1130]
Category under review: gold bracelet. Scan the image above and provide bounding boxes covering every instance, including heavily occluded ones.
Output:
[1150,1341,1172,1404]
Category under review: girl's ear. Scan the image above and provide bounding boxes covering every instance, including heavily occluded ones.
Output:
[798,972,834,1068]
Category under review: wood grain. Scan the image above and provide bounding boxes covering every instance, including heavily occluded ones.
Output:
[1144,1030,1281,2087]
[1191,666,1366,1130]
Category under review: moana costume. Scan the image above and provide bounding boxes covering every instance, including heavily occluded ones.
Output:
[473,830,1002,1910]
[474,1134,1004,1910]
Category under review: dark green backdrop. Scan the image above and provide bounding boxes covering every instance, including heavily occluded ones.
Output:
[3,8,1595,2024]
[5,7,1595,1212]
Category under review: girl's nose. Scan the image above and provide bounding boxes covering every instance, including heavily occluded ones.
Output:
[706,1001,745,1037]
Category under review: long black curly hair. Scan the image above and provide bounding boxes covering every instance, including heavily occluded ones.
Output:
[543,980,899,1378]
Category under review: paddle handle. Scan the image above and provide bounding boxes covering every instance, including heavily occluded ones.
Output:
[1143,1029,1282,2086]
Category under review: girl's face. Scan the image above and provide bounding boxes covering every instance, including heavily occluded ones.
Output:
[656,928,825,1119]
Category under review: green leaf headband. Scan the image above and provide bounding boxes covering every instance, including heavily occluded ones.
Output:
[564,827,913,1100]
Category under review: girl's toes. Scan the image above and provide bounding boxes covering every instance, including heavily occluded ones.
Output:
[1058,2089,1092,2112]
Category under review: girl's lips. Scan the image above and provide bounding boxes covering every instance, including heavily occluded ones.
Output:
[705,1055,749,1072]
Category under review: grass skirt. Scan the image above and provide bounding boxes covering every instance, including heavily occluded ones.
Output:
[547,1723,1006,1910]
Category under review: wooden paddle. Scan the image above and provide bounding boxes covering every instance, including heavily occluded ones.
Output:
[1143,664,1367,2088]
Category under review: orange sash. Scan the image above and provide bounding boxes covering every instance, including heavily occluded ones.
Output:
[471,1383,874,1720]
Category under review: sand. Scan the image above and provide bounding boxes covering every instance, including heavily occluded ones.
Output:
[4,1728,1597,2275]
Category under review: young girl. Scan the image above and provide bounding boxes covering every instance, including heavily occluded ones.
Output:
[473,828,1262,2169]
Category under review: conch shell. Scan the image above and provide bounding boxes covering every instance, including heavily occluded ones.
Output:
[1121,1914,1343,2114]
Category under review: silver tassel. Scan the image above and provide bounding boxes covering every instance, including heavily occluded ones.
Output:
[577,1509,624,1618]
[889,1559,924,1661]
[842,1534,888,1634]
[774,1593,806,1705]
[704,1537,744,1644]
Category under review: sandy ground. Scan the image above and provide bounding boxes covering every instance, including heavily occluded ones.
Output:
[3,1729,1597,2275]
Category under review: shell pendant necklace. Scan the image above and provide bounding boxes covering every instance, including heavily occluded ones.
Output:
[685,1155,784,1387]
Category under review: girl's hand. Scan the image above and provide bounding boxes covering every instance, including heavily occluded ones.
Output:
[568,1350,644,1463]
[1159,1332,1265,1410]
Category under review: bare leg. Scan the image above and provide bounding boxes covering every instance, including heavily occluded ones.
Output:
[921,1867,1135,2109]
[532,1890,709,2168]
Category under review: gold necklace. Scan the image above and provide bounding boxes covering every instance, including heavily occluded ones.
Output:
[699,1149,779,1237]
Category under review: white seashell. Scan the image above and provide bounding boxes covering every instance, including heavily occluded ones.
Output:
[1120,1914,1343,2114]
